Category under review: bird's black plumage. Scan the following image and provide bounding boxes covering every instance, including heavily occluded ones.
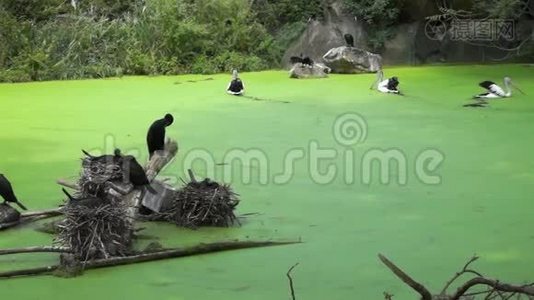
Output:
[82,148,122,163]
[301,57,314,66]
[290,56,303,65]
[228,79,244,93]
[122,155,157,194]
[344,33,354,47]
[0,174,27,210]
[62,188,105,208]
[147,114,174,158]
[479,81,495,89]
[387,77,400,91]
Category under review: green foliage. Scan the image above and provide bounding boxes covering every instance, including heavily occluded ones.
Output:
[252,0,323,32]
[343,0,403,51]
[473,0,527,19]
[0,0,307,82]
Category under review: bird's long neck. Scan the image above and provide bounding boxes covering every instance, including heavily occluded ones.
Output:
[504,80,512,97]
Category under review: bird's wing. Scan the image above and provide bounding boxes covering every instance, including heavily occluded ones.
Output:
[489,84,506,97]
[479,81,496,90]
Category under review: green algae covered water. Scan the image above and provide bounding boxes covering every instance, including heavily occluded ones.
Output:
[0,65,533,299]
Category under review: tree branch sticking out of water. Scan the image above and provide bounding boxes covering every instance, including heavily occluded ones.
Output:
[379,253,534,299]
[287,263,299,300]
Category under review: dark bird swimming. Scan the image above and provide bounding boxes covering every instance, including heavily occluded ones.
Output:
[0,174,27,210]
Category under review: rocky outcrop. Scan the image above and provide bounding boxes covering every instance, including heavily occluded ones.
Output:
[282,0,366,68]
[289,63,331,79]
[322,46,382,73]
[284,0,533,66]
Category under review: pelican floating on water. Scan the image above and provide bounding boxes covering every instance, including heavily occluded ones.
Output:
[371,70,402,95]
[474,77,524,99]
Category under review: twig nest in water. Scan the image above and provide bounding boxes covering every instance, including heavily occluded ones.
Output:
[0,203,21,224]
[167,178,240,228]
[56,202,132,263]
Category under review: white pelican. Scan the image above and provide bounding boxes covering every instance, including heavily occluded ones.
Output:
[474,77,525,99]
[371,70,402,95]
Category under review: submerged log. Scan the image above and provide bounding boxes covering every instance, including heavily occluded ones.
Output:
[0,207,63,231]
[0,246,71,256]
[0,240,300,279]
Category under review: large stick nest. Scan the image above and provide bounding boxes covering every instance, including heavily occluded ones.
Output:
[56,152,133,263]
[79,154,124,199]
[165,178,240,228]
[56,200,132,262]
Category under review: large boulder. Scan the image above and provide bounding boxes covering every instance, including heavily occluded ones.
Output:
[282,0,367,68]
[289,63,331,79]
[322,46,382,73]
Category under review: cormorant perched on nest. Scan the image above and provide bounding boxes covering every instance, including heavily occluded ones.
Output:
[147,114,174,158]
[344,33,354,47]
[62,188,106,208]
[122,155,157,194]
[0,174,27,210]
[82,148,122,164]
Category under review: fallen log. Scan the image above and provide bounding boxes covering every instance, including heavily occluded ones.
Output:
[21,208,63,218]
[0,240,300,279]
[0,209,63,231]
[0,246,71,256]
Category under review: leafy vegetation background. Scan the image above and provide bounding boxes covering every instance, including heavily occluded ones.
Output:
[0,0,530,82]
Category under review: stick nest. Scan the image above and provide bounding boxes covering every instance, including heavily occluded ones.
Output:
[56,153,133,263]
[56,201,132,262]
[79,155,124,198]
[165,178,240,228]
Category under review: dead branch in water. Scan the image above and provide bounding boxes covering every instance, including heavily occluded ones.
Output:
[0,240,300,279]
[0,246,71,256]
[0,208,63,231]
[286,263,299,300]
[379,254,534,299]
[378,254,433,300]
[21,208,63,219]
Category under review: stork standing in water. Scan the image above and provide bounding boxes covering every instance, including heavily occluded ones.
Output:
[474,77,524,99]
[371,70,402,95]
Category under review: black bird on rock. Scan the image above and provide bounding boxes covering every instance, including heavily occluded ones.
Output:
[0,174,27,210]
[122,155,157,194]
[147,114,174,158]
[344,33,354,47]
[289,54,314,67]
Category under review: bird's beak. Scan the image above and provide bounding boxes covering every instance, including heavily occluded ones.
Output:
[512,83,526,95]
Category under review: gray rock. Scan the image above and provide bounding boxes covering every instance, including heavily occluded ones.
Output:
[289,63,331,79]
[322,46,382,73]
[282,0,366,68]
